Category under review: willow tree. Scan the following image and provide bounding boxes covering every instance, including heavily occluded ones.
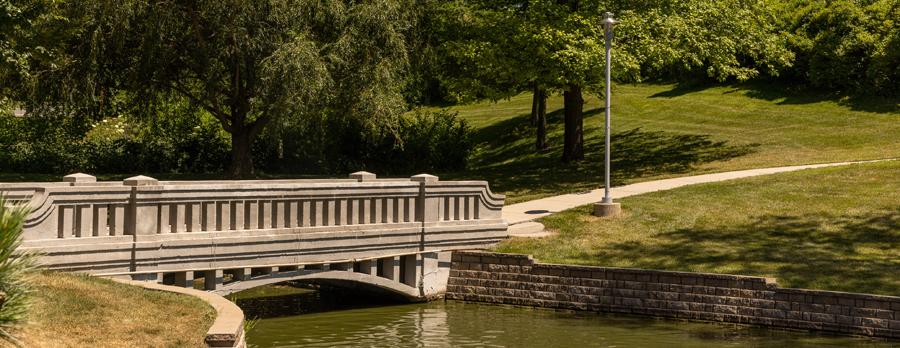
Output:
[10,0,410,177]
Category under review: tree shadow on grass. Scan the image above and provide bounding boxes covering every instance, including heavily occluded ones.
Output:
[650,80,899,114]
[648,81,713,98]
[597,210,900,296]
[450,111,757,201]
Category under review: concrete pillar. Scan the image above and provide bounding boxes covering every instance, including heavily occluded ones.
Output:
[349,171,376,182]
[124,176,161,236]
[378,256,400,281]
[359,259,378,276]
[421,252,452,297]
[228,268,252,282]
[402,254,421,287]
[63,173,97,185]
[174,271,194,288]
[204,270,224,290]
[410,174,440,223]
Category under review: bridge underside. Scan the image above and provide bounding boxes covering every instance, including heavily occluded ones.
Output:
[133,252,452,301]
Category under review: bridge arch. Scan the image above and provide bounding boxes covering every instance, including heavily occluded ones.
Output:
[216,269,422,301]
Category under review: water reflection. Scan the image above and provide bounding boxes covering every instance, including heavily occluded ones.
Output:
[235,285,898,348]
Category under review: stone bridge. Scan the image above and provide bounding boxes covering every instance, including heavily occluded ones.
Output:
[4,172,506,300]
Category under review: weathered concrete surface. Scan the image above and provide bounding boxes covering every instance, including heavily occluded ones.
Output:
[8,173,506,277]
[111,278,246,348]
[503,159,894,225]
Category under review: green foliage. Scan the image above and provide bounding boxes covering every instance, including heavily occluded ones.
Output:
[0,195,36,344]
[3,0,414,176]
[0,114,86,173]
[615,0,794,82]
[373,110,473,173]
[255,109,473,175]
[0,108,230,174]
[774,0,899,94]
[430,0,794,102]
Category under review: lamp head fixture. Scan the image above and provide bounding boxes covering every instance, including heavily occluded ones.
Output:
[602,12,618,28]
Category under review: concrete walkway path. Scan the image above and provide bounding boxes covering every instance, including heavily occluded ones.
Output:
[503,159,892,227]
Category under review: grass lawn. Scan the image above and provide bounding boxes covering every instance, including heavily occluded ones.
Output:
[3,272,215,348]
[441,82,899,203]
[494,161,900,296]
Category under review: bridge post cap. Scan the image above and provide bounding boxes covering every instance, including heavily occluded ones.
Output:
[123,175,159,186]
[63,173,97,184]
[410,174,439,183]
[349,171,376,182]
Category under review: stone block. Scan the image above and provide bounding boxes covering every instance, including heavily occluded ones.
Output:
[349,171,376,182]
[410,174,438,183]
[123,175,159,186]
[63,173,97,185]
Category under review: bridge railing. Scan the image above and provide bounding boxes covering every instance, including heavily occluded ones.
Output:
[4,172,506,275]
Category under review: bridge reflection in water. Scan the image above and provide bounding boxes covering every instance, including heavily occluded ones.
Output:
[236,285,897,348]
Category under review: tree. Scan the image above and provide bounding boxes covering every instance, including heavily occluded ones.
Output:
[5,0,411,177]
[433,0,793,162]
[431,0,596,159]
[531,85,548,151]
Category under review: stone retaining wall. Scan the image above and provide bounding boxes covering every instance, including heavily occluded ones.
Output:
[446,251,900,339]
[112,279,246,348]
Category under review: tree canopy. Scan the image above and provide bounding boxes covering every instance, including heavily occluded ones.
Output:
[5,0,412,176]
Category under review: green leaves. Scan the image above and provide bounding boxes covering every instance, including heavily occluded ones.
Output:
[0,195,36,346]
[777,0,900,94]
[432,0,796,101]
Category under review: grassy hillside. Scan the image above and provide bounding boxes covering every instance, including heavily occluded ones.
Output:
[3,272,214,347]
[441,83,899,203]
[495,161,900,296]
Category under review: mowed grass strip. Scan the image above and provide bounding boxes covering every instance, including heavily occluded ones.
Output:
[3,272,215,348]
[442,83,899,203]
[494,161,900,296]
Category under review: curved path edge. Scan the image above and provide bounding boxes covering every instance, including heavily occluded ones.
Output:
[110,278,247,348]
[503,159,896,225]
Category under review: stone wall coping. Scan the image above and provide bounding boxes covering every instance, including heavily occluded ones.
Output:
[111,278,246,348]
[777,287,900,302]
[455,251,775,284]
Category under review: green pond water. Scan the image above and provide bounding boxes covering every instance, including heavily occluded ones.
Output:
[233,285,898,348]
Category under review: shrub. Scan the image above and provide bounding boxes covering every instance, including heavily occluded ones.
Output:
[0,195,35,345]
[0,110,230,175]
[382,109,473,173]
[775,0,900,94]
[255,109,473,175]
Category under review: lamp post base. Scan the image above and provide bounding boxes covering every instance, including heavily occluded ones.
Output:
[592,202,621,218]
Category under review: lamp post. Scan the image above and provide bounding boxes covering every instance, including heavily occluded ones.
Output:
[593,12,621,218]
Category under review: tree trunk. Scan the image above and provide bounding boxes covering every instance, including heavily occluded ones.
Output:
[535,88,548,151]
[530,84,540,126]
[229,125,254,178]
[562,84,584,162]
